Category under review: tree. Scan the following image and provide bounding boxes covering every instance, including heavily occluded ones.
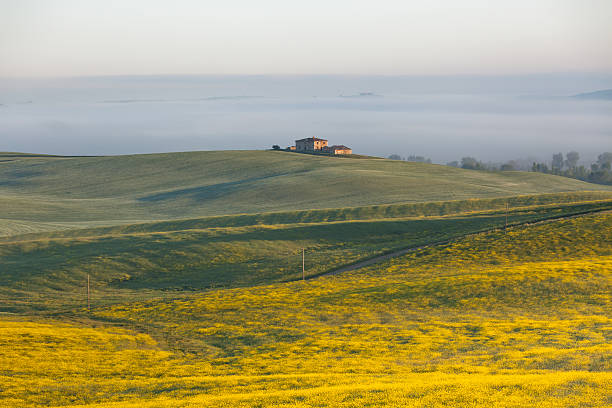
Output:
[406,155,432,164]
[574,165,588,179]
[598,152,612,169]
[461,157,482,170]
[272,145,280,150]
[552,153,564,172]
[531,162,548,173]
[565,151,579,169]
[535,163,549,173]
[388,154,403,160]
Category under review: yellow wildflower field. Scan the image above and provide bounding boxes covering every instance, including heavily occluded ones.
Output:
[1,213,610,406]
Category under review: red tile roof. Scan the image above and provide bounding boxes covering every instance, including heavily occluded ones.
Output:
[295,137,328,142]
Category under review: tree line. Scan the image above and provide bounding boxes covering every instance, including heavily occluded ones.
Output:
[387,154,432,164]
[389,152,612,185]
[529,152,612,185]
[450,152,612,185]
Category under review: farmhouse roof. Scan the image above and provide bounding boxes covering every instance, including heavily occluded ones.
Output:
[296,137,328,142]
[328,145,351,150]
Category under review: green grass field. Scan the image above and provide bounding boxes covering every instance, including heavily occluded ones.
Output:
[2,150,610,230]
[2,194,612,313]
[1,151,611,407]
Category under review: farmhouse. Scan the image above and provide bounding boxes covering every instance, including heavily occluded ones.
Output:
[295,137,328,152]
[291,137,352,155]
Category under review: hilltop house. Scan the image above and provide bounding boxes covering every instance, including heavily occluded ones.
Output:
[295,137,328,152]
[291,137,352,155]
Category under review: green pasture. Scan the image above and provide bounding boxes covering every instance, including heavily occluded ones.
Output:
[2,150,610,231]
[1,196,611,314]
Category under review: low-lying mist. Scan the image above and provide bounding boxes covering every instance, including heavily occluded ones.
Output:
[0,74,610,164]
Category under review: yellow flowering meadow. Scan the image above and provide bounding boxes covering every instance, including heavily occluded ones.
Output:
[1,213,610,406]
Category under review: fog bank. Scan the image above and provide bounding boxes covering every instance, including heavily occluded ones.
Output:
[1,74,610,163]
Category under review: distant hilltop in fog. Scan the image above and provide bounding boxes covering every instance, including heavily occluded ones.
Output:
[571,89,612,100]
[339,92,381,98]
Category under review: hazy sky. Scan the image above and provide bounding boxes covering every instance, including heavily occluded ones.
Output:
[1,0,611,77]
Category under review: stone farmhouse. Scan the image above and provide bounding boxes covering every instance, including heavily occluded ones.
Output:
[290,137,352,155]
[296,137,328,151]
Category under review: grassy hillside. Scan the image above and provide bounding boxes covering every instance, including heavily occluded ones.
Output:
[2,213,610,407]
[2,150,610,230]
[2,196,611,314]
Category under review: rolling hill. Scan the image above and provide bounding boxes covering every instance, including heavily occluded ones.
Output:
[572,89,612,100]
[2,150,610,233]
[1,193,611,310]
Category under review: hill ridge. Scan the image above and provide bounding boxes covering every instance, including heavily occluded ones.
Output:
[1,150,610,234]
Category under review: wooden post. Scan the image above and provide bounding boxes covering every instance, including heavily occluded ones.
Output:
[302,248,305,280]
[505,201,508,234]
[87,274,90,311]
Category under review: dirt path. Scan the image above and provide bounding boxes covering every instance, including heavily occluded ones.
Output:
[314,242,440,278]
[312,207,612,279]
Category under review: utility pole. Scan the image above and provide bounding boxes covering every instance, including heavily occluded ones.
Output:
[87,274,90,311]
[302,248,305,280]
[505,201,509,234]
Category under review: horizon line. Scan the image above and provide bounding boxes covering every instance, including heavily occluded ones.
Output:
[2,71,612,81]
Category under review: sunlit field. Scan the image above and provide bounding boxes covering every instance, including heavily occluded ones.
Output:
[1,193,611,313]
[2,151,610,229]
[2,213,610,407]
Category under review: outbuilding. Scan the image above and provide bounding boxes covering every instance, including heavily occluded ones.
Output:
[326,145,352,155]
